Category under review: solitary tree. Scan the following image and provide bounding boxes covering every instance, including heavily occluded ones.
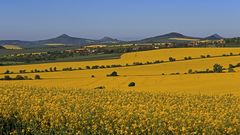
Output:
[86,66,91,69]
[188,69,193,74]
[35,75,41,80]
[213,64,223,73]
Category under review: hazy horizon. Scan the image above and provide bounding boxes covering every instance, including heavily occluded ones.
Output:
[0,0,240,41]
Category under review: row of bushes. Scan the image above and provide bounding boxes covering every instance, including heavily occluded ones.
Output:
[3,52,240,75]
[0,75,41,80]
[4,67,58,74]
[188,64,236,75]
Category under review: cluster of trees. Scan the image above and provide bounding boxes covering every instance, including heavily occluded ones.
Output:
[62,67,78,71]
[132,60,165,66]
[222,52,239,57]
[86,64,123,70]
[0,51,76,64]
[0,45,164,65]
[30,69,54,73]
[133,62,144,65]
[4,70,13,74]
[225,38,240,44]
[19,70,27,73]
[184,56,192,60]
[170,72,180,75]
[200,55,211,58]
[169,57,176,62]
[229,63,240,69]
[188,63,236,75]
[0,74,41,80]
[4,67,58,75]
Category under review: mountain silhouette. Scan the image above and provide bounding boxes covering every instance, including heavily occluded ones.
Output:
[204,34,223,40]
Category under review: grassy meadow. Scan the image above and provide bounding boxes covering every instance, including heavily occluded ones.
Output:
[1,48,240,134]
[2,45,22,50]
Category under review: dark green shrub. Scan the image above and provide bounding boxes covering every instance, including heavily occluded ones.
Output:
[128,82,135,87]
[146,61,152,64]
[154,60,161,64]
[4,70,10,74]
[201,55,206,58]
[188,69,193,74]
[15,75,24,80]
[4,75,11,80]
[19,70,26,73]
[92,65,100,69]
[107,71,118,77]
[213,64,223,73]
[133,62,143,65]
[49,67,53,72]
[94,86,105,89]
[35,75,41,80]
[169,57,176,62]
[100,65,106,68]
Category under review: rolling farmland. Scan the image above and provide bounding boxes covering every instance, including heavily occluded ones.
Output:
[1,48,240,93]
[2,48,240,134]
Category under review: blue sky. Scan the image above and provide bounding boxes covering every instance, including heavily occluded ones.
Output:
[0,0,239,40]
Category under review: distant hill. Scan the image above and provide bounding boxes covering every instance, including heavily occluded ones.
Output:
[140,32,199,43]
[35,34,97,46]
[0,33,227,48]
[0,34,123,48]
[204,34,224,40]
[99,36,122,43]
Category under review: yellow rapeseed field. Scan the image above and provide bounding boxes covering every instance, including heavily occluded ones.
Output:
[1,48,240,93]
[1,48,240,134]
[1,85,240,134]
